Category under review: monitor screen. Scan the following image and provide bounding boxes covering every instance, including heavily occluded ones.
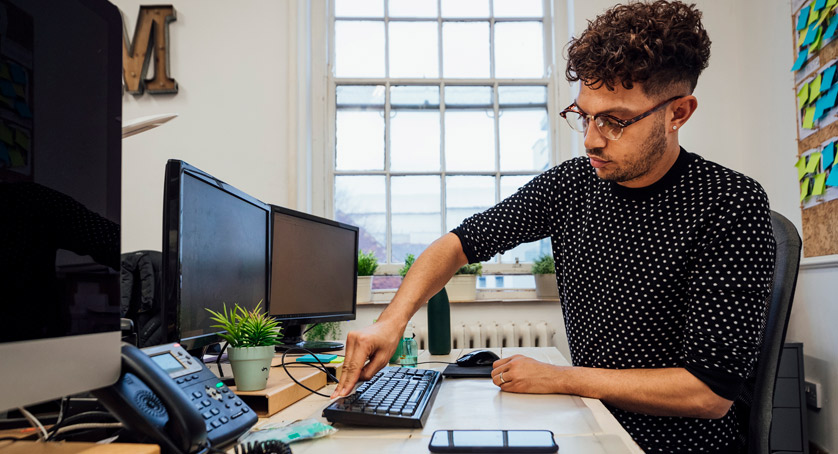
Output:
[269,206,358,346]
[0,0,122,411]
[162,160,269,351]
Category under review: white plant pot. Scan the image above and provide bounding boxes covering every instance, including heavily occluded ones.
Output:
[445,275,477,302]
[356,276,372,303]
[227,345,275,391]
[534,273,559,299]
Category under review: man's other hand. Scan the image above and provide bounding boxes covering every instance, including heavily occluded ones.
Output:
[490,354,563,394]
[331,319,403,398]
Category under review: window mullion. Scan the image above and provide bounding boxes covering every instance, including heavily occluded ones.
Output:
[438,2,446,241]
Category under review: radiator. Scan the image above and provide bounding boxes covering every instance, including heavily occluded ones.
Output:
[414,321,556,350]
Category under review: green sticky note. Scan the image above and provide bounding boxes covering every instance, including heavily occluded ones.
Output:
[814,173,827,195]
[0,123,12,145]
[801,178,811,201]
[804,106,817,128]
[801,26,810,45]
[0,64,9,81]
[807,152,823,174]
[830,0,838,7]
[812,26,825,50]
[13,84,24,98]
[796,156,808,180]
[810,4,821,26]
[817,7,832,27]
[799,83,810,109]
[14,128,30,151]
[812,75,823,98]
[8,148,23,167]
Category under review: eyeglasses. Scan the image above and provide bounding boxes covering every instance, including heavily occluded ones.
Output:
[559,96,684,141]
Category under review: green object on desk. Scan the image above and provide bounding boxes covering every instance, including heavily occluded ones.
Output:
[295,354,338,363]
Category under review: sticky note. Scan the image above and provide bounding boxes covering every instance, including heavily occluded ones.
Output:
[799,83,810,109]
[14,128,30,151]
[823,66,837,92]
[0,123,12,145]
[812,26,825,50]
[0,80,14,98]
[816,0,827,11]
[815,96,828,120]
[801,178,811,201]
[827,168,838,186]
[14,101,31,119]
[0,64,9,81]
[825,15,838,40]
[814,173,828,195]
[829,0,838,8]
[804,22,821,46]
[8,63,25,84]
[801,25,810,45]
[824,142,836,169]
[8,149,23,167]
[812,74,823,97]
[804,105,817,128]
[13,84,24,98]
[793,48,809,72]
[796,156,808,180]
[799,5,812,30]
[807,152,823,174]
[295,354,338,363]
[823,83,838,109]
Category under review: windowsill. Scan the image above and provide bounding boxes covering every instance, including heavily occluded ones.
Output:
[358,289,560,306]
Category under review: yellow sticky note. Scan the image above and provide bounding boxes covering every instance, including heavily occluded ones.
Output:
[796,156,808,180]
[0,123,12,145]
[801,26,809,44]
[814,173,827,195]
[830,0,838,8]
[799,83,810,109]
[812,75,823,98]
[14,128,30,151]
[801,178,811,201]
[807,152,823,174]
[804,106,817,128]
[810,4,821,26]
[817,8,832,27]
[8,148,23,167]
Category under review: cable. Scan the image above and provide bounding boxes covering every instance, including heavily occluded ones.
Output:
[215,341,230,378]
[280,347,339,398]
[17,407,47,441]
[301,323,319,335]
[49,422,123,440]
[45,411,117,441]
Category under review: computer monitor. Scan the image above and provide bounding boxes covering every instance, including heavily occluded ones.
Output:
[269,206,358,352]
[161,160,270,352]
[0,0,122,412]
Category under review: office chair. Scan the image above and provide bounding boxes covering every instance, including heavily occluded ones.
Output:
[742,211,802,453]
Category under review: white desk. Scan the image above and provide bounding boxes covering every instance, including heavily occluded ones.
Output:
[253,347,644,454]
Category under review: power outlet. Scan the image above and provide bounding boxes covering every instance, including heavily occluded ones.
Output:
[804,380,823,409]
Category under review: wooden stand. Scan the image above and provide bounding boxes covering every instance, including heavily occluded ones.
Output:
[230,356,336,417]
[0,441,159,453]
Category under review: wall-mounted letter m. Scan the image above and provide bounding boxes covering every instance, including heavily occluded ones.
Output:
[122,6,178,95]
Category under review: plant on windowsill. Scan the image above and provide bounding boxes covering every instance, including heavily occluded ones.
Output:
[206,301,281,391]
[356,250,379,303]
[532,254,559,299]
[446,263,483,302]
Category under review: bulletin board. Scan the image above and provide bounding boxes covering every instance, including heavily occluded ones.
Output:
[792,0,838,257]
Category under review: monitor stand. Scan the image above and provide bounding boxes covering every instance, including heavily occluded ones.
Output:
[274,324,344,353]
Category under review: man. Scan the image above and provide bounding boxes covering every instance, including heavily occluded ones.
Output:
[333,1,775,452]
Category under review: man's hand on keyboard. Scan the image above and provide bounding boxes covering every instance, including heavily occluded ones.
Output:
[332,320,403,398]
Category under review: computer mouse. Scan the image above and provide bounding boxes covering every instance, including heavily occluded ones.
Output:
[456,350,500,367]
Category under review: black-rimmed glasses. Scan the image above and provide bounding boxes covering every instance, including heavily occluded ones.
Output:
[559,96,684,141]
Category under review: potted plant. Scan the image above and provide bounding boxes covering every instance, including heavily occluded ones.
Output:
[206,301,281,391]
[532,254,559,299]
[445,263,483,302]
[305,322,341,342]
[357,250,378,303]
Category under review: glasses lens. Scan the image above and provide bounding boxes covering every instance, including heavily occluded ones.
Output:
[596,117,623,140]
[563,111,587,133]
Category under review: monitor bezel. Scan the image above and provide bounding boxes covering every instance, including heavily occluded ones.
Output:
[161,160,271,351]
[268,205,359,326]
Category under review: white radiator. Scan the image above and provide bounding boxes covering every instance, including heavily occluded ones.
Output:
[414,321,556,350]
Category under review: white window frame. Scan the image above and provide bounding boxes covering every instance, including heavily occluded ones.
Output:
[322,0,572,276]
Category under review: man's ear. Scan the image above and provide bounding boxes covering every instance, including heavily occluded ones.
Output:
[669,96,698,131]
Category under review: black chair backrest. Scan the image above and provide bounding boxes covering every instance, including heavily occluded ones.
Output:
[748,211,802,453]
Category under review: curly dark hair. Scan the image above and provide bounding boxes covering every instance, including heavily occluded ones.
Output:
[565,1,711,97]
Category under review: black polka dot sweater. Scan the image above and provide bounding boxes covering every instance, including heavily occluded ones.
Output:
[451,149,775,453]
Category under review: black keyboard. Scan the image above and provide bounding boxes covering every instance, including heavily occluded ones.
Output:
[323,366,443,428]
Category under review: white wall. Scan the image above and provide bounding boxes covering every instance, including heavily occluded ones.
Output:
[112,0,835,450]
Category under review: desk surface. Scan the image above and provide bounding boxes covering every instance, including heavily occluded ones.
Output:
[256,347,643,454]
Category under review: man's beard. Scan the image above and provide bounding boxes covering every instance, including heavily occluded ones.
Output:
[587,118,668,184]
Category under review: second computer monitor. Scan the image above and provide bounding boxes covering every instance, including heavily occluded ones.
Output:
[269,206,358,352]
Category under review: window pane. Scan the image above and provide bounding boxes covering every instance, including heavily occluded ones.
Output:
[498,86,546,105]
[441,0,489,17]
[493,0,542,17]
[446,176,494,231]
[336,110,384,170]
[500,238,551,264]
[499,108,549,171]
[389,21,439,78]
[391,111,440,172]
[336,85,385,106]
[391,85,439,108]
[335,0,383,17]
[389,0,437,18]
[500,175,534,199]
[494,22,543,78]
[392,176,441,262]
[335,176,386,262]
[442,22,490,78]
[444,110,495,171]
[335,21,385,78]
[445,86,492,107]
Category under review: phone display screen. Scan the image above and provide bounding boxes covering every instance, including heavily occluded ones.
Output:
[150,352,186,375]
[429,430,558,453]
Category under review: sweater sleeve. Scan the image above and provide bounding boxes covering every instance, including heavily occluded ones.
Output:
[451,163,572,263]
[681,178,776,401]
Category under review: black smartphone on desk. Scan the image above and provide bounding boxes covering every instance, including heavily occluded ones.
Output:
[429,430,559,453]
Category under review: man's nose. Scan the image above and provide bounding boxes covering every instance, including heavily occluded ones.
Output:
[583,122,608,150]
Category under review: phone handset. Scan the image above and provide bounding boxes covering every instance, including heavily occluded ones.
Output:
[93,343,208,454]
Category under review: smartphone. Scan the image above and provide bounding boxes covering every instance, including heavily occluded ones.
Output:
[428,430,559,453]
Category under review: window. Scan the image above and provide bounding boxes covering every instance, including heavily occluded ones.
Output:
[329,0,556,272]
